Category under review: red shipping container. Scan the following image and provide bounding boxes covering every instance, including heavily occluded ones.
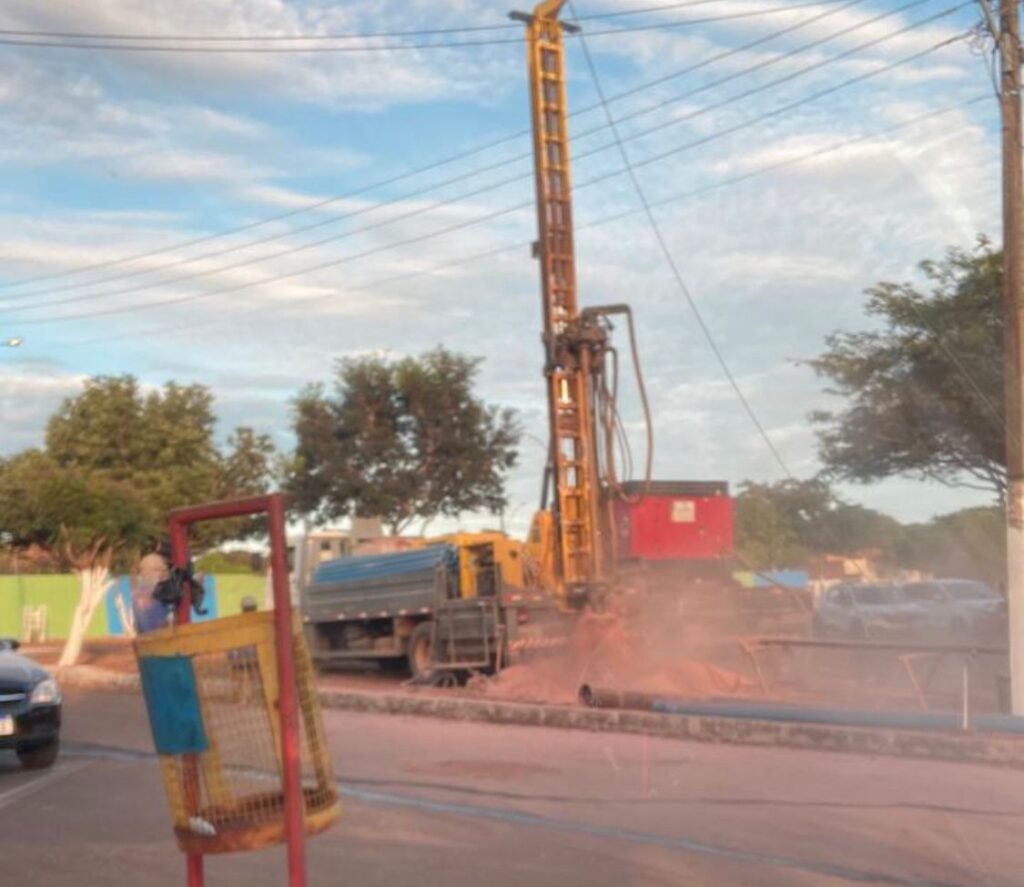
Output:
[613,481,734,562]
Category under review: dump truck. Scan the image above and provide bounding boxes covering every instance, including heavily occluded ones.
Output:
[300,532,562,678]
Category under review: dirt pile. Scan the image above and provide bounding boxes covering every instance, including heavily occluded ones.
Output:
[484,598,756,705]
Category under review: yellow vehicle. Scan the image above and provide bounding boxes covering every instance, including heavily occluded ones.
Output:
[299,529,551,679]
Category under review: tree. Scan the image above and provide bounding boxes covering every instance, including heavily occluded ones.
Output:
[288,348,520,534]
[0,452,153,665]
[0,376,275,666]
[807,239,1005,498]
[892,507,1004,588]
[734,478,901,570]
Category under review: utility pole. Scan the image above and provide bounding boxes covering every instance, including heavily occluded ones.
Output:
[984,0,1024,714]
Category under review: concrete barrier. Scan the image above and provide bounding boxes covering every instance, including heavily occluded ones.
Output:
[314,687,1024,768]
[60,666,1024,768]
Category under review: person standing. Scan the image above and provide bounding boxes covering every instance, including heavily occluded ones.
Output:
[133,544,172,633]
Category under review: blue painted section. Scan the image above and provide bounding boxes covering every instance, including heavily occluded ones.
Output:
[650,698,1024,734]
[752,570,808,589]
[105,576,133,636]
[138,655,209,755]
[105,574,218,636]
[312,545,457,585]
[191,574,219,623]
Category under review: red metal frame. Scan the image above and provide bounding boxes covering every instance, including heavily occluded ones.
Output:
[168,493,305,887]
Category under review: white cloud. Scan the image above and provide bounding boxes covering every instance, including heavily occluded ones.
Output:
[117,149,274,183]
[0,363,87,455]
[0,0,522,110]
[0,0,1004,527]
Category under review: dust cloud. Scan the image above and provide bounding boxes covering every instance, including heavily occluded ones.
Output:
[481,575,1010,714]
[482,579,783,706]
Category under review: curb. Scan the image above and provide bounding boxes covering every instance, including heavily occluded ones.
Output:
[58,664,141,692]
[316,687,1024,768]
[60,665,1024,768]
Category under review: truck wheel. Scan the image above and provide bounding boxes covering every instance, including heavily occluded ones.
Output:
[17,739,59,770]
[408,622,434,680]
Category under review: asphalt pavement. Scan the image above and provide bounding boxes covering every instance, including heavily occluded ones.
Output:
[1,688,1022,886]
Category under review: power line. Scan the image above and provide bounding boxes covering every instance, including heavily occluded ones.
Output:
[4,0,897,312]
[17,165,534,313]
[589,0,875,104]
[8,6,959,313]
[0,2,840,53]
[573,0,735,20]
[0,35,526,52]
[0,0,875,294]
[572,1,971,162]
[12,198,536,325]
[623,23,970,172]
[0,1,725,41]
[574,2,1003,562]
[57,97,991,348]
[0,129,532,291]
[569,0,795,478]
[573,0,935,136]
[10,31,975,329]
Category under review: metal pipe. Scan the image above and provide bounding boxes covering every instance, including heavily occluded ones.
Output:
[169,520,203,887]
[578,684,1024,734]
[962,654,973,732]
[169,494,273,524]
[268,494,307,887]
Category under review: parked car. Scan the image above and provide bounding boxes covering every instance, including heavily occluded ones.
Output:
[897,579,1005,642]
[813,583,915,639]
[0,638,62,769]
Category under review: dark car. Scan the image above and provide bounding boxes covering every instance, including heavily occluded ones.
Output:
[813,583,914,638]
[0,638,62,769]
[897,579,1006,642]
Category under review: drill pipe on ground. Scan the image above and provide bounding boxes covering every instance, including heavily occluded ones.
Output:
[577,684,1024,735]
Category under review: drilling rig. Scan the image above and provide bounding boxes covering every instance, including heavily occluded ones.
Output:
[514,0,619,610]
[297,0,735,679]
[515,0,733,610]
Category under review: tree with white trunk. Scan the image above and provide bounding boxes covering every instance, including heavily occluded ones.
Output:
[58,540,117,668]
[0,375,275,668]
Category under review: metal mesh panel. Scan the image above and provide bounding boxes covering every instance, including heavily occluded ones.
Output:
[294,628,336,808]
[137,612,339,854]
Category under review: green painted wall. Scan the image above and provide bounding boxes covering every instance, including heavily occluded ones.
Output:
[0,573,269,640]
[215,574,267,617]
[0,575,107,640]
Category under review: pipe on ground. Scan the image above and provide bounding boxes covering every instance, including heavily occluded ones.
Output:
[577,684,1024,735]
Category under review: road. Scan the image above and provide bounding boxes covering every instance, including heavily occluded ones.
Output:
[1,689,1021,886]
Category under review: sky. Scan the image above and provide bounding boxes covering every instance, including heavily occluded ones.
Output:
[0,0,1003,536]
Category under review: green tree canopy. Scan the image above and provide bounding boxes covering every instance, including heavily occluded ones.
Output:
[288,348,520,534]
[892,506,1004,588]
[0,451,152,569]
[807,239,1004,498]
[734,478,901,570]
[0,375,276,563]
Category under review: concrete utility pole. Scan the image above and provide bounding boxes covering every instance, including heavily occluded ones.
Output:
[990,0,1024,714]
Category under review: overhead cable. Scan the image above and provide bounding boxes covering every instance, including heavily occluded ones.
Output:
[0,1,842,53]
[11,33,975,329]
[55,96,992,347]
[0,0,876,293]
[0,1,729,41]
[8,7,963,314]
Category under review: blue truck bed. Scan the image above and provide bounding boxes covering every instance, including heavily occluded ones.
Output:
[302,545,459,623]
